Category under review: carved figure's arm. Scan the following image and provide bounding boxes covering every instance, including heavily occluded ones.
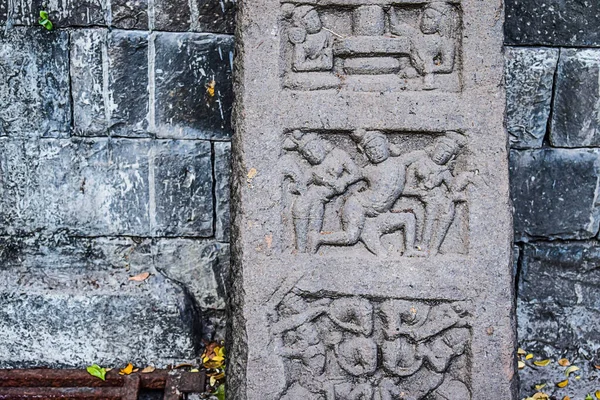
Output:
[334,156,362,193]
[389,9,417,37]
[271,306,327,335]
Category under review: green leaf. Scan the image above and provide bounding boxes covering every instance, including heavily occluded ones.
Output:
[39,10,48,19]
[215,384,225,400]
[86,364,107,381]
[41,20,53,30]
[586,395,594,400]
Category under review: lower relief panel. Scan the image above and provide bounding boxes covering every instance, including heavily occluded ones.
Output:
[269,289,472,400]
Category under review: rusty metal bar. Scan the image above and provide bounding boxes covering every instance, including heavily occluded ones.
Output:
[0,369,206,400]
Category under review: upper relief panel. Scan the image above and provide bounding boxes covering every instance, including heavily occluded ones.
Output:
[281,1,463,92]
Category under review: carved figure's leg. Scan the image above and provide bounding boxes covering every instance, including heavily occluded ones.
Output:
[379,378,401,400]
[395,368,444,400]
[292,197,312,252]
[430,199,456,255]
[420,199,441,254]
[361,216,389,257]
[334,382,373,400]
[309,196,366,253]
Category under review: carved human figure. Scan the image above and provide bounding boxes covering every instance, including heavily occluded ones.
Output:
[283,131,361,253]
[309,130,423,257]
[289,6,334,72]
[402,132,472,255]
[390,3,458,89]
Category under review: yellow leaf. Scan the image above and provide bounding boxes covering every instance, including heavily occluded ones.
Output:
[563,397,571,400]
[141,366,155,374]
[215,346,225,358]
[558,358,571,367]
[556,379,569,388]
[119,363,134,375]
[518,348,527,355]
[535,383,547,391]
[247,168,258,183]
[206,80,216,97]
[210,376,217,386]
[518,361,526,369]
[532,392,550,400]
[595,391,600,400]
[190,368,199,373]
[128,272,150,282]
[526,353,534,360]
[564,366,580,377]
[534,359,551,367]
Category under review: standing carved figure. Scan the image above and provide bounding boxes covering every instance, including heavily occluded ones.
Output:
[283,131,361,253]
[390,3,458,89]
[403,132,472,256]
[288,6,334,72]
[309,130,423,257]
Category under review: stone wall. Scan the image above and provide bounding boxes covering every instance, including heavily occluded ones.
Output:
[0,1,234,368]
[506,0,600,397]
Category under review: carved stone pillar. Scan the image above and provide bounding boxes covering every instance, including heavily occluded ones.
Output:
[230,1,516,399]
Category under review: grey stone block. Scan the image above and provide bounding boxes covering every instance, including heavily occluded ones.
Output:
[505,0,600,47]
[518,242,600,399]
[153,140,214,237]
[0,28,70,138]
[214,142,231,242]
[71,29,149,137]
[510,149,600,241]
[0,234,200,368]
[154,0,235,33]
[550,49,600,147]
[7,0,106,27]
[153,32,233,140]
[0,138,213,237]
[505,47,558,149]
[111,0,148,30]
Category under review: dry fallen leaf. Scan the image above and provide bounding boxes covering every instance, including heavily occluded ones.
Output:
[518,361,526,369]
[535,383,547,391]
[128,272,150,282]
[206,80,216,97]
[518,348,527,356]
[595,365,600,370]
[247,168,258,183]
[558,358,571,367]
[595,390,600,399]
[119,363,134,375]
[564,366,580,377]
[141,366,155,374]
[526,353,534,360]
[534,359,551,367]
[556,379,569,388]
[563,397,571,400]
[532,392,549,400]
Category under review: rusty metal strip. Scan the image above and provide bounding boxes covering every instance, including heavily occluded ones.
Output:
[0,369,206,400]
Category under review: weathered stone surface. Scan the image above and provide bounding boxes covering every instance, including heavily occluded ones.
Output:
[6,0,106,27]
[153,140,214,237]
[71,29,149,137]
[214,142,231,242]
[550,49,600,147]
[154,33,234,140]
[154,0,235,33]
[0,138,213,237]
[0,28,70,138]
[505,0,600,47]
[111,0,148,30]
[505,47,558,149]
[155,239,230,339]
[230,1,516,399]
[510,149,600,241]
[0,234,200,367]
[518,242,600,398]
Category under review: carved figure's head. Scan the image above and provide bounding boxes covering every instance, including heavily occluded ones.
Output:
[293,6,322,34]
[429,131,465,166]
[359,130,390,164]
[284,130,331,165]
[420,2,455,36]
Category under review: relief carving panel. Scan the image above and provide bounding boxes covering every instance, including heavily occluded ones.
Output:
[281,130,474,257]
[268,283,472,399]
[281,1,462,91]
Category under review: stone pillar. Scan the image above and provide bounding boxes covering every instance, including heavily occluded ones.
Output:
[230,0,516,399]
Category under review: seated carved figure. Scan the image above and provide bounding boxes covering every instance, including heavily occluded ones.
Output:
[390,3,457,89]
[289,6,334,72]
[309,130,424,257]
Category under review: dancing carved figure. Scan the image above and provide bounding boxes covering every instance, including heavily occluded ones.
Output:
[309,130,423,257]
[390,3,458,89]
[283,131,361,253]
[288,6,334,72]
